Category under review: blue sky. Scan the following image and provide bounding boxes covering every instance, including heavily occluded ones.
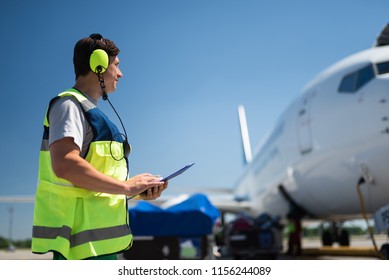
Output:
[0,0,388,239]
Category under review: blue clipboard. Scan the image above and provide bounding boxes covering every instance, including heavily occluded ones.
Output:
[160,163,195,181]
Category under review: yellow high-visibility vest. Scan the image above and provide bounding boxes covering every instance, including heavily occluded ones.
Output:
[32,88,133,260]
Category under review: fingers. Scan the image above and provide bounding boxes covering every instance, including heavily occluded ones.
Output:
[143,183,167,200]
[136,173,164,188]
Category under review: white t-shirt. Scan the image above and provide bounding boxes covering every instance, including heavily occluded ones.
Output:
[48,95,95,158]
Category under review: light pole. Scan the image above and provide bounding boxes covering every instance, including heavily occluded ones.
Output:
[8,207,14,251]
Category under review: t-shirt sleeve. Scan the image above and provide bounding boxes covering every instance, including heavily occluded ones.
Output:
[48,97,87,151]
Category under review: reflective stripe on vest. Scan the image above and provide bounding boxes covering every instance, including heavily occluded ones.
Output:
[33,224,130,248]
[32,88,132,260]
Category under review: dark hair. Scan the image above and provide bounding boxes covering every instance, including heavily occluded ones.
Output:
[73,34,120,79]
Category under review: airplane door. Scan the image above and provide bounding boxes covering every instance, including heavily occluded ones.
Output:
[297,92,314,154]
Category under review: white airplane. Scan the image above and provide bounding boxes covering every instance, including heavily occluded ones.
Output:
[217,23,389,250]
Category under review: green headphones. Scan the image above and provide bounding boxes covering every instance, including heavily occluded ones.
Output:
[89,34,109,74]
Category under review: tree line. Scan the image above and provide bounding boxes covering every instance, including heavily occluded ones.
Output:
[0,236,31,249]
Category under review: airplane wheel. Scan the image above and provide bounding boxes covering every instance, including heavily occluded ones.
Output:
[321,230,333,246]
[380,244,389,259]
[339,230,350,246]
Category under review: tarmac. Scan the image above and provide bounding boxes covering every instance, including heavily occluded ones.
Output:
[282,234,388,260]
[0,249,52,260]
[0,235,387,260]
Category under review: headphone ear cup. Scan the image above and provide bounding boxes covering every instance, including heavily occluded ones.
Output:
[90,49,109,73]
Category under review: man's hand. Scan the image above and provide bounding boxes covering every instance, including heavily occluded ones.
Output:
[125,173,168,200]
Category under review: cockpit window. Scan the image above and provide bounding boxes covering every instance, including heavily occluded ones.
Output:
[338,72,357,93]
[338,63,374,93]
[377,61,389,75]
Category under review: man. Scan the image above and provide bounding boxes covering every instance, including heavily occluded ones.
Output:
[286,214,302,256]
[32,34,167,260]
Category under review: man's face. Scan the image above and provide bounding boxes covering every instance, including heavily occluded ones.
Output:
[104,56,123,93]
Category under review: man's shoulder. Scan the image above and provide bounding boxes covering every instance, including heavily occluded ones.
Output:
[48,95,85,123]
[50,94,82,111]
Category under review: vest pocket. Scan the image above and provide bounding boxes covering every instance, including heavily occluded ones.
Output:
[86,141,127,181]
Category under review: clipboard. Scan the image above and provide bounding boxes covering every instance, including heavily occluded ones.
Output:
[160,163,195,181]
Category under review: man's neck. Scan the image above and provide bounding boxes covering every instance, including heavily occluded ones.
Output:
[73,75,103,102]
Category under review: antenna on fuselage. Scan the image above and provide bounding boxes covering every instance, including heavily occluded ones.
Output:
[238,105,252,164]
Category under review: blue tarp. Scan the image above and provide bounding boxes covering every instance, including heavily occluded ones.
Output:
[128,193,220,236]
